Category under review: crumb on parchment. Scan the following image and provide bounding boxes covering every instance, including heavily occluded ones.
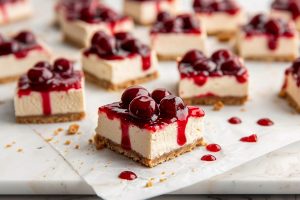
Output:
[145,180,153,188]
[67,124,80,135]
[54,128,64,136]
[17,148,23,152]
[75,145,80,149]
[159,178,167,183]
[213,101,224,111]
[5,144,12,148]
[45,138,53,142]
[64,140,71,145]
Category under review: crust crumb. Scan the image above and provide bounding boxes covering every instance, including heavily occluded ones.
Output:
[88,138,93,144]
[67,124,80,135]
[45,138,53,142]
[54,128,64,136]
[5,144,12,148]
[213,101,224,111]
[240,108,246,112]
[145,180,153,188]
[159,178,167,183]
[75,145,80,149]
[64,140,71,145]
[17,148,23,152]
[161,172,166,175]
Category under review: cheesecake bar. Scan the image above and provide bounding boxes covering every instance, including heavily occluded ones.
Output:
[193,0,245,41]
[178,49,248,105]
[0,30,51,84]
[14,59,85,123]
[150,12,206,60]
[123,0,177,25]
[280,58,300,112]
[236,14,299,61]
[271,0,300,31]
[55,0,134,47]
[0,0,32,25]
[95,86,205,167]
[82,31,158,90]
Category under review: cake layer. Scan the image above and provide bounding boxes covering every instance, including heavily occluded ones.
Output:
[82,51,158,85]
[123,0,177,25]
[283,73,300,110]
[271,8,300,31]
[237,33,299,60]
[151,33,206,59]
[14,87,85,117]
[0,48,51,80]
[57,13,134,47]
[0,0,31,24]
[95,110,204,160]
[179,76,248,99]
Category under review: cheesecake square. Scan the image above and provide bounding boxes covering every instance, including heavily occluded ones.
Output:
[94,86,205,167]
[193,0,245,41]
[82,31,158,90]
[236,14,299,61]
[123,0,178,25]
[0,30,51,84]
[14,58,86,124]
[150,12,206,60]
[271,0,300,32]
[280,58,300,113]
[56,0,134,48]
[178,49,248,105]
[0,0,32,25]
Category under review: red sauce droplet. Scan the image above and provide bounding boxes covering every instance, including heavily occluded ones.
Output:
[118,171,137,180]
[257,118,274,126]
[228,117,242,124]
[240,134,258,143]
[201,154,216,161]
[177,119,187,146]
[206,144,221,152]
[121,119,131,150]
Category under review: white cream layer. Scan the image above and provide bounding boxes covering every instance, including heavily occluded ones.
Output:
[123,0,177,24]
[237,32,299,58]
[14,82,85,117]
[285,73,300,107]
[0,0,31,24]
[196,10,245,34]
[179,76,248,99]
[57,13,134,47]
[96,111,204,159]
[271,9,300,31]
[82,50,158,84]
[151,32,206,57]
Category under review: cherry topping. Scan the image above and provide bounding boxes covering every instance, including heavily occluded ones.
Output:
[179,14,199,30]
[220,58,241,75]
[94,34,116,55]
[228,117,242,124]
[27,67,53,83]
[240,134,257,143]
[265,19,281,35]
[257,118,274,126]
[206,144,221,152]
[0,41,20,56]
[181,49,205,64]
[159,95,187,118]
[249,14,267,27]
[121,86,150,107]
[193,59,216,73]
[114,32,133,41]
[80,7,95,22]
[211,49,232,63]
[91,31,107,45]
[118,171,137,181]
[201,154,216,161]
[99,9,119,22]
[14,31,36,44]
[157,11,171,22]
[151,88,172,104]
[34,61,51,69]
[129,96,157,120]
[53,58,74,75]
[0,34,4,44]
[163,18,182,32]
[120,39,142,53]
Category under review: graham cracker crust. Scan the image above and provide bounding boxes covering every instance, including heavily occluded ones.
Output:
[280,90,300,113]
[208,31,236,42]
[94,134,205,168]
[183,96,248,105]
[0,14,31,25]
[63,34,87,48]
[0,75,19,84]
[16,112,85,124]
[84,70,159,91]
[157,54,180,61]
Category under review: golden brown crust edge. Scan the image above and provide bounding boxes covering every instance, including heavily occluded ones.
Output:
[280,90,300,113]
[16,112,85,124]
[0,75,20,84]
[94,134,205,168]
[84,70,159,91]
[183,96,248,105]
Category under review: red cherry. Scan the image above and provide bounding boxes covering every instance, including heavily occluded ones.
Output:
[163,18,182,32]
[249,14,267,27]
[181,50,206,64]
[121,86,150,107]
[14,31,36,44]
[211,49,232,63]
[178,14,199,30]
[0,41,20,56]
[80,7,95,21]
[220,58,241,75]
[129,96,157,120]
[157,11,171,22]
[53,58,74,74]
[292,58,300,73]
[94,35,116,55]
[265,19,281,35]
[34,61,51,69]
[120,39,142,53]
[151,88,172,104]
[193,59,216,72]
[27,67,53,83]
[114,32,133,41]
[99,9,118,22]
[159,95,187,118]
[91,31,108,44]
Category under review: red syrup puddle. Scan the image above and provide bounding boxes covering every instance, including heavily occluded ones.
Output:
[121,119,131,150]
[206,144,221,152]
[41,92,51,115]
[240,134,257,143]
[118,171,137,180]
[228,117,242,124]
[201,154,216,161]
[257,118,274,126]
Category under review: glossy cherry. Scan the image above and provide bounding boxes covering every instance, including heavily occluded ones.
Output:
[99,9,118,22]
[193,59,216,72]
[94,35,116,55]
[129,96,157,120]
[0,41,20,56]
[14,31,36,44]
[27,67,53,83]
[151,88,172,104]
[114,32,133,41]
[159,95,187,118]
[34,61,51,69]
[163,18,182,32]
[265,19,281,35]
[249,14,266,27]
[91,31,107,44]
[120,39,142,53]
[53,58,74,75]
[157,11,171,22]
[121,86,150,107]
[80,7,95,21]
[181,49,205,64]
[179,14,199,30]
[118,171,137,180]
[220,58,241,74]
[211,49,232,63]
